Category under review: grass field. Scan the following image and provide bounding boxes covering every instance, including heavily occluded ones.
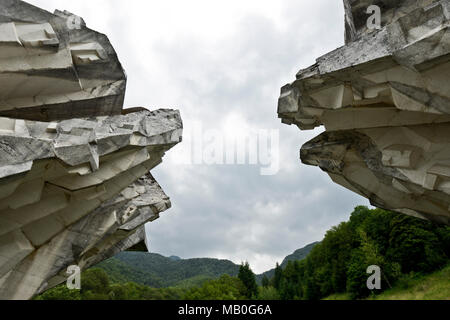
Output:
[324,264,450,300]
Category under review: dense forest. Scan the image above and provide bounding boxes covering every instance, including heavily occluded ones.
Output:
[91,243,317,287]
[37,206,450,300]
[266,206,450,300]
[95,252,240,288]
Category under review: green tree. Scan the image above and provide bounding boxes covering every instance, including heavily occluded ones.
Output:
[257,286,280,300]
[183,275,246,300]
[35,285,81,300]
[81,268,110,295]
[272,263,282,290]
[238,262,258,299]
[261,275,270,288]
[387,215,447,273]
[108,284,128,300]
[346,249,370,299]
[278,261,302,300]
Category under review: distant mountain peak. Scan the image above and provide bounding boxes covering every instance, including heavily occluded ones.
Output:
[256,242,320,283]
[168,255,182,261]
[280,241,320,267]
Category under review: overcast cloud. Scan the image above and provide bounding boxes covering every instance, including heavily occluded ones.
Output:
[29,0,369,273]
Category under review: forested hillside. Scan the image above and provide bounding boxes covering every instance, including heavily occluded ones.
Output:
[265,206,450,300]
[257,242,319,283]
[96,252,240,288]
[96,242,319,288]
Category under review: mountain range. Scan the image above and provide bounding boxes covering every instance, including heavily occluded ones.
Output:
[256,242,319,281]
[95,242,319,288]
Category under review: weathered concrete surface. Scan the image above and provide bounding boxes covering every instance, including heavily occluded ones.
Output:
[0,0,126,121]
[0,1,183,299]
[278,0,450,225]
[0,172,172,299]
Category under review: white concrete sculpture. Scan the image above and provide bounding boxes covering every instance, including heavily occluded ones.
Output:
[0,0,126,121]
[0,1,182,299]
[278,0,450,225]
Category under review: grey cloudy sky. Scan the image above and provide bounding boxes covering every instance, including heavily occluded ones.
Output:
[29,0,369,273]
